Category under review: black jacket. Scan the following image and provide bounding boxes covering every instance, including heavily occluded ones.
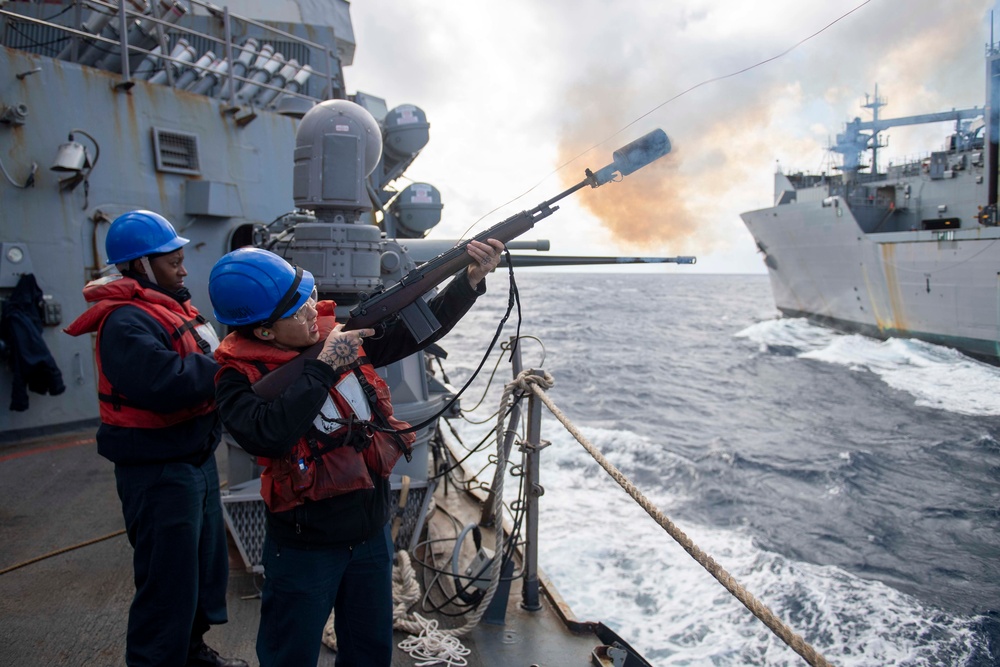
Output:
[95,280,221,466]
[216,274,485,548]
[0,274,65,411]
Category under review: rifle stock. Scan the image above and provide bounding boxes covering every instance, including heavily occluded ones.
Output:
[252,128,671,398]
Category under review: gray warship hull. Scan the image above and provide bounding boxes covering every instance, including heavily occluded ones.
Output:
[741,174,1000,361]
[741,45,1000,364]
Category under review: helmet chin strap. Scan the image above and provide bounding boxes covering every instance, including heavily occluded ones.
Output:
[138,256,158,286]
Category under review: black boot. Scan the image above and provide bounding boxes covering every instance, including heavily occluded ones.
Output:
[185,641,249,667]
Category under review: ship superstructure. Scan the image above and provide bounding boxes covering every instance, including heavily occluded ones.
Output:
[1,0,365,436]
[741,43,1000,362]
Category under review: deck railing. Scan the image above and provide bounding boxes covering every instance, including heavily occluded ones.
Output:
[0,0,345,108]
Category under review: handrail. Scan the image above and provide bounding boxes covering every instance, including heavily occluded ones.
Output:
[0,9,96,43]
[0,0,337,106]
[186,0,336,97]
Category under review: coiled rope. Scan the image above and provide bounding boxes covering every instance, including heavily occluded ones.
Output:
[396,612,471,666]
[325,550,473,665]
[513,369,835,667]
[392,374,535,663]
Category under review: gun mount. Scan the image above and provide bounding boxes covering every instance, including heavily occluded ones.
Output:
[252,128,679,399]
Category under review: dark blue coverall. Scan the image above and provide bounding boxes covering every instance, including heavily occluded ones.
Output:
[96,285,227,667]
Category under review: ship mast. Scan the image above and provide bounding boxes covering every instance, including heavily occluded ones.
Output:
[986,36,1000,206]
[832,97,982,178]
[862,86,887,174]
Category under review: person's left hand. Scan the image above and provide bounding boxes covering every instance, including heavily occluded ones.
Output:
[465,239,504,287]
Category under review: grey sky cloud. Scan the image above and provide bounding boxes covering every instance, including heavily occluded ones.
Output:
[347,0,994,272]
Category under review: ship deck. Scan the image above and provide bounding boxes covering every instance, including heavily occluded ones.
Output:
[0,428,619,667]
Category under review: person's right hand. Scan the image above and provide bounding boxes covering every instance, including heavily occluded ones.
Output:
[317,325,374,371]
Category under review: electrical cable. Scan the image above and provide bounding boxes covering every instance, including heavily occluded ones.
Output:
[409,436,530,618]
[429,394,526,490]
[0,156,35,188]
[429,399,523,485]
[6,19,73,54]
[457,335,540,419]
[456,347,511,414]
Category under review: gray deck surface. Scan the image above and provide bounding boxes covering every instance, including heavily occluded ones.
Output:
[0,428,609,667]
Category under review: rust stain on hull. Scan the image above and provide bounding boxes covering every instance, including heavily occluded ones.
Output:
[879,242,907,334]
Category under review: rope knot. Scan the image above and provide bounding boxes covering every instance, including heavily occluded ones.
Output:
[511,369,555,393]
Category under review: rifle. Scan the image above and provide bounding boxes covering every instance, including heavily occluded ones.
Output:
[252,128,671,399]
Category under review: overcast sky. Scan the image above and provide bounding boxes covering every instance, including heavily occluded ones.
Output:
[343,0,995,274]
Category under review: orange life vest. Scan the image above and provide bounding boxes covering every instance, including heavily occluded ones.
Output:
[64,275,216,428]
[214,302,415,513]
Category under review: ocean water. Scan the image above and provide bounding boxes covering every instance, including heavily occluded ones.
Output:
[437,271,1000,667]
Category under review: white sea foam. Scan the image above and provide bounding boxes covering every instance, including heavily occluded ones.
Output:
[735,317,841,352]
[539,427,982,666]
[453,418,983,666]
[442,277,994,666]
[540,514,980,666]
[736,318,1000,416]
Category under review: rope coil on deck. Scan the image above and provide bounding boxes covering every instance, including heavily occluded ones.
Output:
[513,369,835,667]
[392,551,471,666]
[393,372,549,662]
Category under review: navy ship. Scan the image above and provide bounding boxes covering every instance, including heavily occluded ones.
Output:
[740,42,1000,363]
[0,1,692,665]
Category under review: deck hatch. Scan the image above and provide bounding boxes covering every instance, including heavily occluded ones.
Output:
[152,127,201,175]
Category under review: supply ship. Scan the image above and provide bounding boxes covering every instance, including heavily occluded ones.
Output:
[0,1,688,665]
[740,44,1000,363]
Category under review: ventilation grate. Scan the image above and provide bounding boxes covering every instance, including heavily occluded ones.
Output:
[152,127,201,175]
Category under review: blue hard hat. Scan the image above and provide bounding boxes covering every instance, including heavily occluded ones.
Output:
[209,247,316,326]
[105,210,189,265]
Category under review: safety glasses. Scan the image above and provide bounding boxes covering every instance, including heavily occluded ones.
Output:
[289,287,319,323]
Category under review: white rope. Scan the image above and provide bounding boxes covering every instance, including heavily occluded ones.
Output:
[393,550,422,618]
[393,373,557,661]
[397,613,471,666]
[321,609,337,652]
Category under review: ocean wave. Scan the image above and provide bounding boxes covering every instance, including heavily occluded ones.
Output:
[443,275,997,665]
[736,318,1000,416]
[455,416,990,665]
[538,490,987,666]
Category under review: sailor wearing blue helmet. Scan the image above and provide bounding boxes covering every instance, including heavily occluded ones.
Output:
[208,240,503,667]
[65,210,248,667]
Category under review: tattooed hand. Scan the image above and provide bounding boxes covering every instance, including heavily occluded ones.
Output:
[466,238,504,287]
[318,325,374,371]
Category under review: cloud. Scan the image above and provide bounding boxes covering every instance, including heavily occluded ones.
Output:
[347,0,996,273]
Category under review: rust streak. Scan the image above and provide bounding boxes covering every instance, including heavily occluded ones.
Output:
[880,243,907,333]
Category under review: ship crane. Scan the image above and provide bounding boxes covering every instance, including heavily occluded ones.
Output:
[831,83,982,174]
